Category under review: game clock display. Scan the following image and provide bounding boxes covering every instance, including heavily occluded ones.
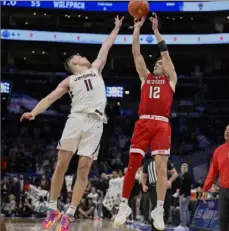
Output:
[1,1,229,12]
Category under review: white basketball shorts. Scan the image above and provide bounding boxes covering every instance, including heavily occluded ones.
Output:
[57,113,103,160]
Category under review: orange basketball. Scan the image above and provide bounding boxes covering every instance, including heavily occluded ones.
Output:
[128,0,149,19]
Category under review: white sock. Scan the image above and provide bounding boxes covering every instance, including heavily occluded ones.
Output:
[157,200,164,208]
[66,205,77,216]
[121,197,128,204]
[48,200,57,211]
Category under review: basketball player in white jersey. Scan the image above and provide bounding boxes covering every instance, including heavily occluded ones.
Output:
[20,16,124,231]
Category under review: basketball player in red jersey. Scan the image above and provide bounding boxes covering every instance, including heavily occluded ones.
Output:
[115,13,177,230]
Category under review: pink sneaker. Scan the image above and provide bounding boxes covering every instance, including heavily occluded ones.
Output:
[56,214,73,231]
[42,210,61,229]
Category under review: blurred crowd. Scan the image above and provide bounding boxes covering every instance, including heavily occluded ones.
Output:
[1,112,221,227]
[1,165,220,226]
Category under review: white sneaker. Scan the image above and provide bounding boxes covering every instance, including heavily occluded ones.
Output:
[150,207,165,231]
[174,225,186,230]
[114,202,132,225]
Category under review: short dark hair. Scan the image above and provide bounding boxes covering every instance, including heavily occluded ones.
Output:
[155,56,162,62]
[64,55,75,73]
[64,53,80,73]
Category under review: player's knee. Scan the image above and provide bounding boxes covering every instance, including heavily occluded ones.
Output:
[55,160,68,174]
[154,155,167,175]
[55,150,72,173]
[128,153,143,170]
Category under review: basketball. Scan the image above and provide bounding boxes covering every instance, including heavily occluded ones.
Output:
[128,0,149,19]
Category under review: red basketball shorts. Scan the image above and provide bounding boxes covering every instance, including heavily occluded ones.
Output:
[130,115,171,157]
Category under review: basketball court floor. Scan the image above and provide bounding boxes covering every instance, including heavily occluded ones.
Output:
[5,218,192,231]
[5,218,147,231]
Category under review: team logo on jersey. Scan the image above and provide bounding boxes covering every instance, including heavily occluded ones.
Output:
[146,79,165,85]
[74,71,96,82]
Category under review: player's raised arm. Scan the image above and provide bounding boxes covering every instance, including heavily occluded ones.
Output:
[132,18,149,82]
[92,15,124,73]
[150,13,177,89]
[20,77,70,122]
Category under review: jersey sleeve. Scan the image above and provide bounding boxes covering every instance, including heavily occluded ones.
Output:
[202,150,219,192]
[142,161,149,174]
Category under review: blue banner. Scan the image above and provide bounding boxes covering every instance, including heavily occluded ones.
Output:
[191,200,219,230]
[1,1,229,12]
[2,29,229,45]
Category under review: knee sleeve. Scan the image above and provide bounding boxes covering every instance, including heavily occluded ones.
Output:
[122,153,143,199]
[128,153,143,169]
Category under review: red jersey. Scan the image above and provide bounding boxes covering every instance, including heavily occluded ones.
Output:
[202,142,229,192]
[138,73,174,117]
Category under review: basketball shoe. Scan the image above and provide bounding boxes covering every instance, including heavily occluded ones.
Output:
[56,214,74,231]
[151,207,165,230]
[42,210,62,229]
[114,202,132,225]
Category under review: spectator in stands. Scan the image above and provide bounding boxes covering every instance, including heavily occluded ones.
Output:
[87,187,99,204]
[175,163,192,231]
[1,194,16,217]
[78,197,94,219]
[34,196,47,217]
[17,196,33,217]
[39,175,50,190]
[99,173,109,196]
[19,175,25,193]
[103,171,123,220]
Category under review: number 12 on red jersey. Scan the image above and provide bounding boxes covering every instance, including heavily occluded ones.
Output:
[149,86,160,99]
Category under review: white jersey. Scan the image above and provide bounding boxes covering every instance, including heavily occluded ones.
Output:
[69,68,107,119]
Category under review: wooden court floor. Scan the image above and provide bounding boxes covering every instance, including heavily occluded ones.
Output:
[5,218,143,231]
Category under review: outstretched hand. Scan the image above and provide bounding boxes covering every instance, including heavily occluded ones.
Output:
[114,15,124,29]
[20,112,35,122]
[150,12,158,31]
[134,17,145,29]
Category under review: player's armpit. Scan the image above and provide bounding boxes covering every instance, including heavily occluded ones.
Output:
[133,54,149,82]
[31,78,70,116]
[161,53,177,90]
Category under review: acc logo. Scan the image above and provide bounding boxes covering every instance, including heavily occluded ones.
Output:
[1,30,10,38]
[207,201,215,209]
[146,35,154,44]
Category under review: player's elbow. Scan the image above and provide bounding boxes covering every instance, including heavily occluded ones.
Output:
[132,49,140,56]
[102,40,112,51]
